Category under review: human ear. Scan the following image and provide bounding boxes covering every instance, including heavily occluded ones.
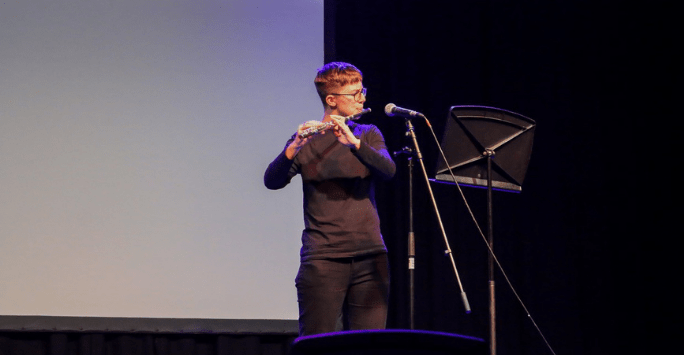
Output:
[325,95,337,108]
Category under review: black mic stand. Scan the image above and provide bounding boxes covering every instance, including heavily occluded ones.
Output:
[403,117,471,315]
[393,146,416,329]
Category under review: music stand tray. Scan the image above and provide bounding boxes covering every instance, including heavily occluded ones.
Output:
[432,105,535,192]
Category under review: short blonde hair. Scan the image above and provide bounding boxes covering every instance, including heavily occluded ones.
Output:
[314,62,363,107]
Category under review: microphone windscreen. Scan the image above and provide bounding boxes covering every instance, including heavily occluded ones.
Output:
[384,103,396,116]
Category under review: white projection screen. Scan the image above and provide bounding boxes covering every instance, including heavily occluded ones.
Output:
[0,0,323,321]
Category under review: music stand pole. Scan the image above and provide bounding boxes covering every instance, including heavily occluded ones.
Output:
[485,150,496,355]
[404,118,471,314]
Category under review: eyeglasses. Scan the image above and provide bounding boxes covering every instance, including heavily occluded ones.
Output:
[329,87,367,101]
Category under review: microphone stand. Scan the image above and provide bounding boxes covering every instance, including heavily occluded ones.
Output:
[403,117,471,314]
[408,152,415,330]
[394,145,416,330]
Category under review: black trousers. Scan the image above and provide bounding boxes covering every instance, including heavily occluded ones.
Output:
[295,253,390,336]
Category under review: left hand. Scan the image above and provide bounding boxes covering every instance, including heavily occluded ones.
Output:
[330,115,361,150]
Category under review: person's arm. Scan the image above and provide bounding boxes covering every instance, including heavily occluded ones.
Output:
[264,143,296,190]
[330,116,396,180]
[352,125,396,180]
[264,121,321,189]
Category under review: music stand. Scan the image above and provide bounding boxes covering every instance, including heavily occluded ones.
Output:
[432,105,535,355]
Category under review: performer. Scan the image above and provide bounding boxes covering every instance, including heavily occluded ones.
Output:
[264,62,396,336]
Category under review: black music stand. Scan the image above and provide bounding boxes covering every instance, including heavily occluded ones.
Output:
[432,105,535,355]
[434,106,535,192]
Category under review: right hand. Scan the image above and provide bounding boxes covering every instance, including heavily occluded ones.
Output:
[286,120,322,159]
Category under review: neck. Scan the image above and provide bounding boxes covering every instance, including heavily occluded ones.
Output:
[322,107,341,122]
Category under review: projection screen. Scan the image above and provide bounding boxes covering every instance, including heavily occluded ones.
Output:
[0,0,323,320]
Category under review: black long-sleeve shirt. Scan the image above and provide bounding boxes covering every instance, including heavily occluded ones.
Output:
[264,122,396,260]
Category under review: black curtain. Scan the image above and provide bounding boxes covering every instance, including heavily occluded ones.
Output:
[325,1,678,354]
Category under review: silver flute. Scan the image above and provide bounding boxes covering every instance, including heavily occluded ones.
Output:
[299,108,372,139]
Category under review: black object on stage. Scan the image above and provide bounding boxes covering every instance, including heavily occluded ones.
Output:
[290,329,486,355]
[433,105,535,192]
[431,105,536,355]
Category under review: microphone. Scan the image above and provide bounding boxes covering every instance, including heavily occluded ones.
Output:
[384,103,425,118]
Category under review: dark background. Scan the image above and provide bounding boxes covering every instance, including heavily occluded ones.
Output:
[326,0,679,354]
